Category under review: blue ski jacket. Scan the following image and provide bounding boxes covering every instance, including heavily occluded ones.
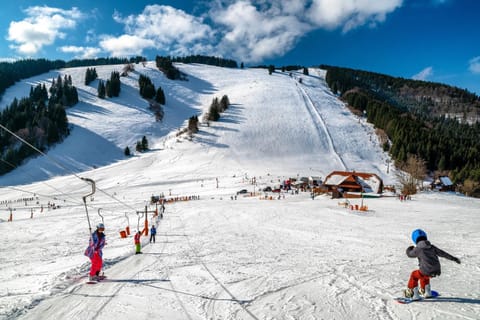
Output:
[84,230,106,258]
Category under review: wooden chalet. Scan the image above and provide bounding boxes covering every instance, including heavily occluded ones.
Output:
[323,171,383,198]
[430,176,455,192]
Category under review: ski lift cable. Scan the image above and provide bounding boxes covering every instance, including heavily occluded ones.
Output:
[0,124,88,182]
[3,184,81,205]
[0,123,139,214]
[0,158,85,207]
[5,180,140,219]
[2,178,133,213]
[94,186,139,213]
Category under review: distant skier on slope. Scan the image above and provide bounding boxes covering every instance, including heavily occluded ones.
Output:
[404,229,461,300]
[134,230,142,254]
[150,225,157,243]
[84,223,106,281]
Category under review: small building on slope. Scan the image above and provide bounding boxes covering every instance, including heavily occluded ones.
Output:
[430,176,455,192]
[323,171,383,198]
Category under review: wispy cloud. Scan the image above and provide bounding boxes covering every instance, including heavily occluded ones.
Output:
[99,35,155,57]
[468,56,480,74]
[7,6,84,56]
[59,46,102,59]
[412,66,434,81]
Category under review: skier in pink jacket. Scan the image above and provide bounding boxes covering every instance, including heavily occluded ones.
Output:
[84,223,106,281]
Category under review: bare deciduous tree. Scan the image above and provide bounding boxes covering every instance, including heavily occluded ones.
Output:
[461,179,479,197]
[396,154,427,195]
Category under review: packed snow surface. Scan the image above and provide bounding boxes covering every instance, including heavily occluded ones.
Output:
[0,63,478,320]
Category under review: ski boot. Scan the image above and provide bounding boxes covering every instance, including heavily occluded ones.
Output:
[419,284,433,298]
[404,287,421,300]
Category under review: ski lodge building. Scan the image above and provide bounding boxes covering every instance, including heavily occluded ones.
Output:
[323,171,383,198]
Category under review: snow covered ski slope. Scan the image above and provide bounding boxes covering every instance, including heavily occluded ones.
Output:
[0,63,479,320]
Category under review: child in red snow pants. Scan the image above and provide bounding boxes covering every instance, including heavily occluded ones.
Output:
[89,251,103,277]
[407,269,430,289]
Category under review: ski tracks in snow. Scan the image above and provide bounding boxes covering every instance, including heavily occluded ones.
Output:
[294,77,348,171]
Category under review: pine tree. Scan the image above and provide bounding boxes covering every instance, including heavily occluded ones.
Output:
[220,95,230,112]
[141,136,148,151]
[124,146,131,156]
[268,65,275,75]
[155,87,165,105]
[143,84,155,99]
[97,80,106,98]
[105,80,112,98]
[136,141,143,152]
[188,116,199,133]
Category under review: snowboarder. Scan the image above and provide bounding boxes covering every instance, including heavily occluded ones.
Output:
[84,223,106,281]
[150,225,156,243]
[404,229,461,300]
[134,230,142,254]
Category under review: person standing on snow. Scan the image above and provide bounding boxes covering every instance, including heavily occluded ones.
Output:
[134,230,142,254]
[404,229,461,300]
[150,225,157,243]
[84,223,106,281]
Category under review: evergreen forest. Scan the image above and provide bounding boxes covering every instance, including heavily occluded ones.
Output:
[321,65,480,188]
[0,77,75,174]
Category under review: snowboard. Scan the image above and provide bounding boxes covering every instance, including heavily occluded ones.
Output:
[395,290,439,304]
[86,275,107,284]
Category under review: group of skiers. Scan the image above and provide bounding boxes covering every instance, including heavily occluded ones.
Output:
[84,222,158,281]
[84,220,461,297]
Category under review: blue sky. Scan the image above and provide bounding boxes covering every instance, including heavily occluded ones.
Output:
[1,0,479,94]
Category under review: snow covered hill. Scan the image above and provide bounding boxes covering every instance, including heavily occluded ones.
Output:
[0,62,393,186]
[0,63,478,320]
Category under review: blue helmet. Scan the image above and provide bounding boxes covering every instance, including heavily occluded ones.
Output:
[411,229,427,244]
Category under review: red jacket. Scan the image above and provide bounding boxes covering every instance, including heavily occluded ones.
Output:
[134,232,141,244]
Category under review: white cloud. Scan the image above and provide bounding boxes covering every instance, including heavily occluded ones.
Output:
[110,5,214,56]
[99,35,155,57]
[468,56,480,74]
[208,0,402,62]
[99,1,404,63]
[306,0,403,32]
[7,6,84,56]
[412,66,434,81]
[210,1,311,63]
[59,46,102,59]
